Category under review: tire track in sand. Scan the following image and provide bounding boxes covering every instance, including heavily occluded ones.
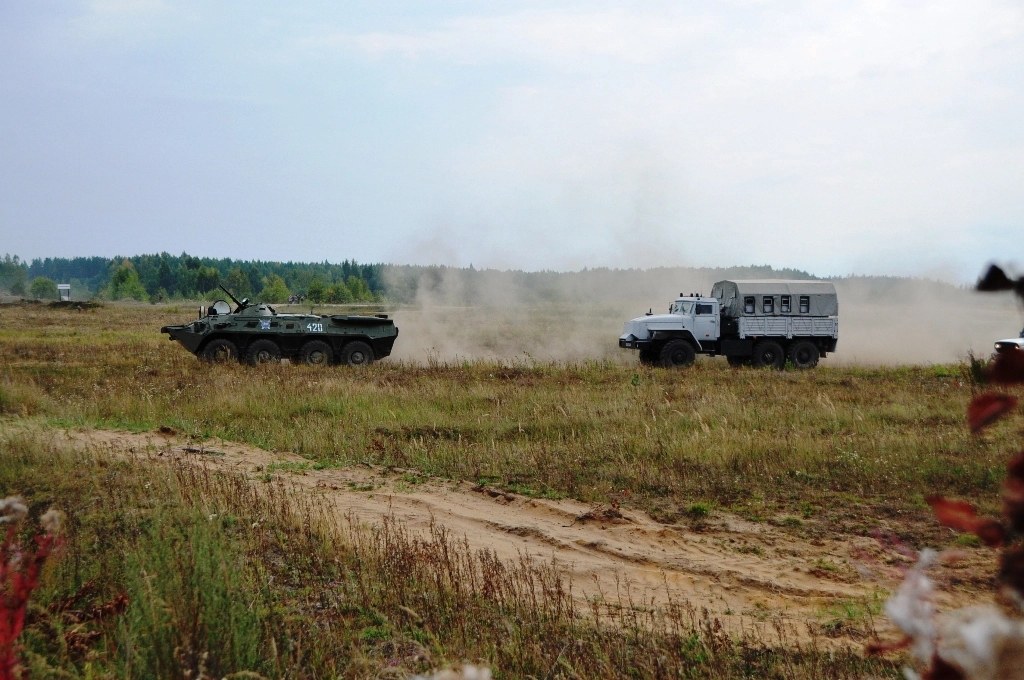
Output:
[48,427,945,638]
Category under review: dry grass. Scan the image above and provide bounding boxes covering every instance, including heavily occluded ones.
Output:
[1,431,899,678]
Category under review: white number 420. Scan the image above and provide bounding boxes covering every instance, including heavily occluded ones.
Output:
[306,323,324,332]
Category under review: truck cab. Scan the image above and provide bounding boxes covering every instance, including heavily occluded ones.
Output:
[619,294,719,367]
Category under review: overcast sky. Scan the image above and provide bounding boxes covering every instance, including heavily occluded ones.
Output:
[1,1,1021,279]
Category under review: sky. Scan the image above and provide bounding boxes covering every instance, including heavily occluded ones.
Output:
[0,1,1022,280]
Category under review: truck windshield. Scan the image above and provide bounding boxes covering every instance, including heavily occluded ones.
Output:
[671,301,694,314]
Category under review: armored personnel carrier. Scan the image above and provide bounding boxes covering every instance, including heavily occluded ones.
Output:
[160,286,398,366]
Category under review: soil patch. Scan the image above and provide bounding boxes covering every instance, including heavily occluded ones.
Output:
[36,426,999,642]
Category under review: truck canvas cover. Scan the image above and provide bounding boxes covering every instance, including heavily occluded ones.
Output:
[711,280,838,317]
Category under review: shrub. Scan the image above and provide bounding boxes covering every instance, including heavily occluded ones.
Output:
[346,275,374,302]
[259,274,289,303]
[307,276,327,304]
[109,261,148,301]
[327,281,354,303]
[28,277,57,300]
[688,502,712,518]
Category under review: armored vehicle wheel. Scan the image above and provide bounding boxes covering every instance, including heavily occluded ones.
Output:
[340,341,374,367]
[751,340,785,369]
[246,339,282,365]
[201,339,238,363]
[726,355,748,367]
[659,340,696,368]
[638,350,658,366]
[788,341,819,369]
[300,340,333,367]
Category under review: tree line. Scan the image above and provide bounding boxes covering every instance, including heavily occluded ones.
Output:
[0,253,385,304]
[2,253,844,308]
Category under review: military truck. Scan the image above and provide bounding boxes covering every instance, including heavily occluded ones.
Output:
[619,280,838,369]
[160,286,398,366]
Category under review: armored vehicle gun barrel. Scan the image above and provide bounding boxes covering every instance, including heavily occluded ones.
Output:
[218,284,245,311]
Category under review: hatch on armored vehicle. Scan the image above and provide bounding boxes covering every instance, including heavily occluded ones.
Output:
[160,285,398,366]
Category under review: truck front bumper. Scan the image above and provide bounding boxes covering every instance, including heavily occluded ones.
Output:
[618,334,651,350]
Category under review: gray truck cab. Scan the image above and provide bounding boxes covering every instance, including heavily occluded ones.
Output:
[667,297,720,344]
[620,294,719,366]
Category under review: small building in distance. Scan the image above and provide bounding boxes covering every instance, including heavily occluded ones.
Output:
[57,284,71,301]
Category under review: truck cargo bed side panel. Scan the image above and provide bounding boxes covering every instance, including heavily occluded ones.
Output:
[813,318,838,336]
[739,317,838,339]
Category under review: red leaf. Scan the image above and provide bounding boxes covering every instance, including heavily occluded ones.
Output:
[967,392,1018,433]
[926,495,1005,547]
[971,519,1007,547]
[865,636,911,656]
[924,655,966,680]
[1000,544,1024,598]
[1003,481,1024,533]
[1005,454,1024,532]
[1009,453,1024,482]
[989,349,1024,385]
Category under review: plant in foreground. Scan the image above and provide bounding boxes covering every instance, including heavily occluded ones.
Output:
[871,265,1024,680]
[0,497,61,680]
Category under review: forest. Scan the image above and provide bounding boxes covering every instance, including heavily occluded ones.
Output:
[0,253,384,303]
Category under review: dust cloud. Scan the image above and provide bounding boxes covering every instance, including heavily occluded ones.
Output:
[383,266,1024,366]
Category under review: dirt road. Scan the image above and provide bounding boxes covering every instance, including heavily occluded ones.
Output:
[40,427,992,640]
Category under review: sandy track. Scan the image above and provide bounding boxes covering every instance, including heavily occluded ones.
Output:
[46,428,917,633]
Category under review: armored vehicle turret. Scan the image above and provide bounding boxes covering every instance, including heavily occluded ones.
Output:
[160,286,398,366]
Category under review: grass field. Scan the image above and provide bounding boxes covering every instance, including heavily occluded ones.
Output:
[1,432,897,679]
[1,302,1019,529]
[1,300,1021,677]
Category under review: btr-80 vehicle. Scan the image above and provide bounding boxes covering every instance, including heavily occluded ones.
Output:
[160,286,398,366]
[619,279,838,369]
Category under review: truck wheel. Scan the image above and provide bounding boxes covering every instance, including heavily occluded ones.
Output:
[340,341,374,367]
[659,340,695,368]
[246,339,281,365]
[751,340,785,369]
[300,340,333,367]
[789,341,819,369]
[638,350,658,366]
[201,339,238,363]
[726,355,748,367]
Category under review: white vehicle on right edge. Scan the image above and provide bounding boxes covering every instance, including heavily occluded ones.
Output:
[619,279,839,369]
[994,328,1024,354]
